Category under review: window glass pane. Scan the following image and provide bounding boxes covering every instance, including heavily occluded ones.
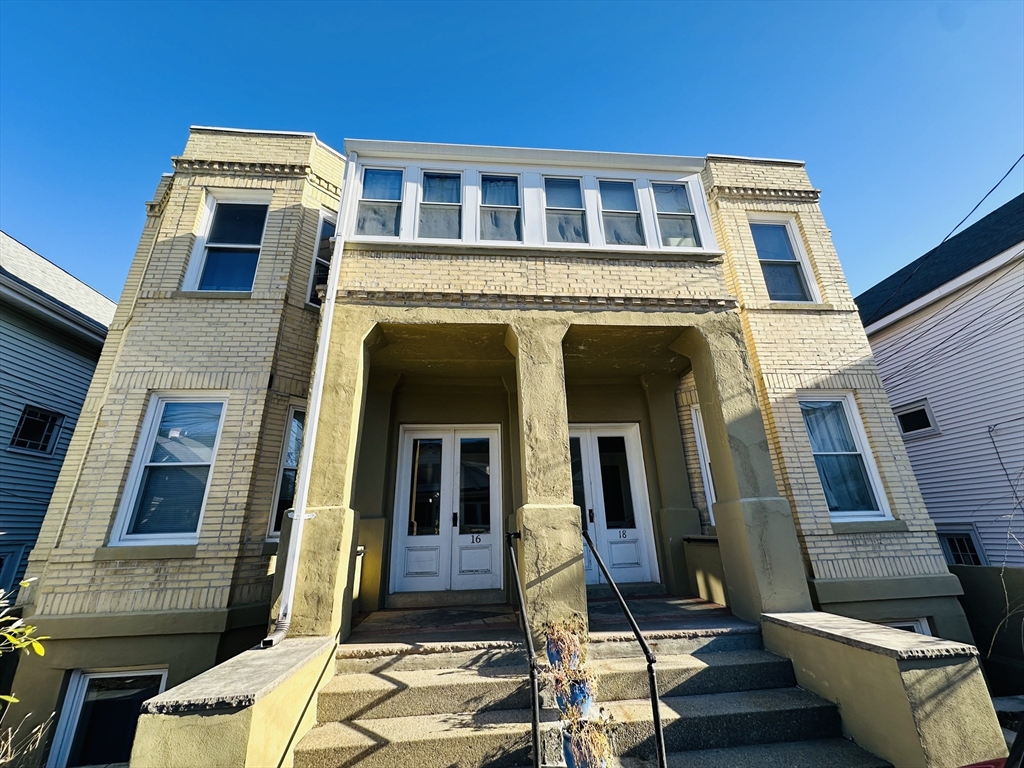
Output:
[599,181,638,212]
[570,437,586,513]
[309,259,330,305]
[658,216,700,247]
[481,208,522,241]
[208,204,267,245]
[546,211,588,244]
[274,468,296,534]
[423,172,461,204]
[603,212,645,246]
[408,438,443,536]
[128,465,210,534]
[941,535,981,566]
[761,262,810,301]
[653,183,692,214]
[750,223,797,261]
[597,436,636,529]
[356,202,401,236]
[813,454,878,512]
[800,401,857,453]
[150,402,223,463]
[459,438,490,534]
[362,169,403,201]
[545,178,583,209]
[67,674,164,768]
[419,205,461,239]
[481,175,518,206]
[285,411,305,468]
[317,218,336,262]
[897,409,932,433]
[198,248,259,291]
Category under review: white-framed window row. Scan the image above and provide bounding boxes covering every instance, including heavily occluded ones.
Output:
[797,392,892,521]
[267,405,306,541]
[892,398,941,439]
[306,210,338,307]
[181,189,272,293]
[747,213,821,304]
[47,667,168,768]
[109,393,229,546]
[345,162,717,255]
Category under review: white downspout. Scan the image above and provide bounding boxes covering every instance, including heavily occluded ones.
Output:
[263,149,359,647]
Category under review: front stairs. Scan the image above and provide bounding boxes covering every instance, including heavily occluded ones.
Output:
[292,610,890,767]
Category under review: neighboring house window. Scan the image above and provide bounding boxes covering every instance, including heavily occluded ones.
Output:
[355,168,403,237]
[307,213,337,306]
[8,405,64,455]
[197,202,268,291]
[599,180,645,246]
[269,408,305,539]
[750,220,813,302]
[419,172,462,239]
[480,175,522,242]
[936,526,986,566]
[881,619,932,635]
[544,177,588,244]
[799,394,889,520]
[893,399,940,438]
[653,183,700,247]
[47,669,167,768]
[0,544,25,591]
[112,396,227,543]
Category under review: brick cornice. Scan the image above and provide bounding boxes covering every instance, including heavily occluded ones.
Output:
[709,185,820,203]
[171,157,340,199]
[336,288,737,312]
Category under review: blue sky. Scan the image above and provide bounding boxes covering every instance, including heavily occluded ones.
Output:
[1,0,1021,301]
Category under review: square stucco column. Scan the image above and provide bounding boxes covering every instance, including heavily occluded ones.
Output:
[288,306,379,639]
[506,318,587,641]
[671,316,812,623]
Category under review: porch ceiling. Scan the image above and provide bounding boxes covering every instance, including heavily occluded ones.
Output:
[563,326,689,377]
[370,323,515,375]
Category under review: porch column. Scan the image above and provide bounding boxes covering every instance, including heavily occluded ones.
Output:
[288,305,380,639]
[505,318,587,642]
[641,373,703,595]
[671,315,812,623]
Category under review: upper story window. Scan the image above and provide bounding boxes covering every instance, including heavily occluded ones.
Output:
[653,183,700,247]
[544,177,588,244]
[749,219,814,302]
[307,212,337,306]
[419,172,462,239]
[480,175,521,242]
[355,169,403,237]
[269,407,305,539]
[198,203,268,291]
[599,180,645,246]
[9,405,64,455]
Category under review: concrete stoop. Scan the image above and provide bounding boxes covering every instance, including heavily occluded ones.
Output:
[293,626,890,768]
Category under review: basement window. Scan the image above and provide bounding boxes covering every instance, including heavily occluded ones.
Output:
[8,405,64,455]
[48,669,167,768]
[893,399,939,438]
[881,618,932,635]
[936,526,986,566]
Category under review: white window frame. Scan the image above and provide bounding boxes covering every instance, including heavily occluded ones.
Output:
[477,172,523,243]
[798,392,892,521]
[541,175,589,246]
[267,404,306,541]
[892,398,941,439]
[47,667,168,768]
[353,166,405,241]
[596,178,647,248]
[689,405,717,525]
[109,393,229,546]
[305,209,338,307]
[747,213,821,304]
[935,524,988,566]
[415,169,464,242]
[181,189,272,292]
[881,618,932,636]
[650,181,702,250]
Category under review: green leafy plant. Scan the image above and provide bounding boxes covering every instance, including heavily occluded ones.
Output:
[1,580,52,767]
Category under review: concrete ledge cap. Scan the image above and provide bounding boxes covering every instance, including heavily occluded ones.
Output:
[337,639,524,659]
[142,636,334,714]
[762,611,978,660]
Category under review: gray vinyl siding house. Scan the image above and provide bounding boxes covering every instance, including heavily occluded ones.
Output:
[857,194,1024,568]
[0,232,115,592]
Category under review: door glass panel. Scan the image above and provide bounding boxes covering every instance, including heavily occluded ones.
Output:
[459,438,490,534]
[597,436,635,529]
[408,438,442,535]
[570,437,587,512]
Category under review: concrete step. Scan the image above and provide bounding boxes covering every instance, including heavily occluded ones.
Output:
[587,582,667,600]
[588,624,762,658]
[336,639,528,674]
[616,738,891,767]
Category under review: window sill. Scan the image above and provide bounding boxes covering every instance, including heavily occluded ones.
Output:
[94,545,197,561]
[5,446,58,459]
[344,238,725,262]
[173,290,253,300]
[901,429,941,441]
[831,520,909,535]
[766,301,834,311]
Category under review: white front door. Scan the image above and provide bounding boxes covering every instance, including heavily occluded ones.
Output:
[390,426,503,593]
[570,424,658,585]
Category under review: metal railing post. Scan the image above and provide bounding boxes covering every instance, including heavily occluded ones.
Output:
[507,531,541,768]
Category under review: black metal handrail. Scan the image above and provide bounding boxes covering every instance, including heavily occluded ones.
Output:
[506,531,541,768]
[582,527,668,768]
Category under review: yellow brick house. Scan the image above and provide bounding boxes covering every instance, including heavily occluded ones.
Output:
[7,127,1004,768]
